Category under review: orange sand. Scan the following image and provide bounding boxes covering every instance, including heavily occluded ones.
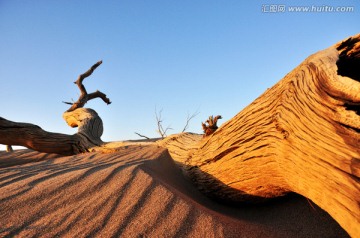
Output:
[0,146,348,237]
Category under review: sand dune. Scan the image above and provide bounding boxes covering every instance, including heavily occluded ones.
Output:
[0,146,348,237]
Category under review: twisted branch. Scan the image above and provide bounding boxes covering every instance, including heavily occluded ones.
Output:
[65,60,111,112]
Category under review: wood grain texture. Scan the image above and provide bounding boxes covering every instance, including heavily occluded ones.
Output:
[159,34,360,237]
[0,108,104,155]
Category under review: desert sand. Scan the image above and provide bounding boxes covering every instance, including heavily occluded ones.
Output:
[0,144,348,237]
[1,34,359,236]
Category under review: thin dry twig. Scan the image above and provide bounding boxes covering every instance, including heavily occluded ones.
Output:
[155,107,173,138]
[182,110,200,133]
[134,132,150,140]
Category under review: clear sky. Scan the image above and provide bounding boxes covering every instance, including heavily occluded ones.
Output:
[0,1,359,150]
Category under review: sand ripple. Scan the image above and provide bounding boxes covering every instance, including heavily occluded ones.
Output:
[0,146,348,237]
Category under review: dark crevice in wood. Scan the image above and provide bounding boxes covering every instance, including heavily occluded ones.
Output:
[336,36,360,82]
[337,57,360,82]
[344,103,360,116]
[339,123,360,133]
[199,146,239,166]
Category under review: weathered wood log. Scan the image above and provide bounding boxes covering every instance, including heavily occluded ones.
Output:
[159,34,360,237]
[0,108,103,155]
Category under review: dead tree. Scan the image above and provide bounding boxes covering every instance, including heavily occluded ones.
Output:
[158,34,360,237]
[0,61,111,155]
[155,108,172,138]
[135,110,198,139]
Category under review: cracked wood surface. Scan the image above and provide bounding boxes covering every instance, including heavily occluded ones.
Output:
[159,34,360,237]
[0,108,104,155]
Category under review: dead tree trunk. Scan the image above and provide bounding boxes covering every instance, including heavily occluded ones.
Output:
[159,34,360,237]
[0,61,111,155]
[0,109,101,155]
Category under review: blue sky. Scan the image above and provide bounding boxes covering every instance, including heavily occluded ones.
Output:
[0,1,359,150]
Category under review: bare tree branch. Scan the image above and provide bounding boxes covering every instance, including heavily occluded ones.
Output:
[88,90,111,104]
[74,60,102,94]
[161,126,173,137]
[65,60,111,112]
[155,107,172,138]
[134,132,150,140]
[182,110,200,133]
